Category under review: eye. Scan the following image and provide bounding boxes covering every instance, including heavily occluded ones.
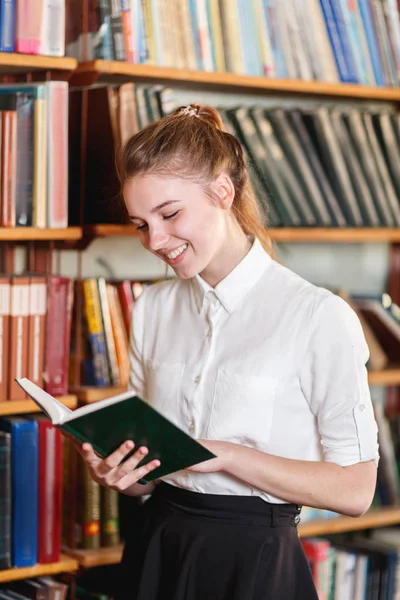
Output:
[163,211,179,220]
[135,223,148,231]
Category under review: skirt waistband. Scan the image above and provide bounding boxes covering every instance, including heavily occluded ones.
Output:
[151,482,302,527]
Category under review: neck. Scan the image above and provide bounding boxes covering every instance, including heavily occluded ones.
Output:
[200,223,252,288]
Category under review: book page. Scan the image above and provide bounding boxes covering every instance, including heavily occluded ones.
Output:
[15,378,72,424]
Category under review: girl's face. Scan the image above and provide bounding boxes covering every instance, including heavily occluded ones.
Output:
[123,174,235,284]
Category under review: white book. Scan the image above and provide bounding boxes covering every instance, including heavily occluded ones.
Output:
[42,0,65,57]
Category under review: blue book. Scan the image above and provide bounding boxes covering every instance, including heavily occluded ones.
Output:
[319,0,353,82]
[189,0,202,70]
[329,0,359,82]
[262,0,286,78]
[237,0,262,76]
[0,418,38,567]
[0,0,15,52]
[358,0,384,85]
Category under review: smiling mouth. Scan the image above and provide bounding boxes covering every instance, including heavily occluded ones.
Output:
[163,244,188,260]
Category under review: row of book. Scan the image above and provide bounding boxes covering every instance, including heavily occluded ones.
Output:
[0,0,65,56]
[79,83,400,229]
[0,274,73,402]
[63,439,121,551]
[0,82,68,229]
[0,417,63,569]
[302,529,400,599]
[0,577,68,600]
[80,278,147,388]
[66,0,400,86]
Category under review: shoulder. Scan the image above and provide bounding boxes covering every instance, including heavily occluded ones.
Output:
[266,260,362,337]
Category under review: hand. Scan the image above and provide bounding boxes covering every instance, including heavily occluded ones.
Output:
[75,440,161,492]
[187,440,234,474]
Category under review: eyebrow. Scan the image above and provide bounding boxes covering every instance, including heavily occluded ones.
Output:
[129,200,180,221]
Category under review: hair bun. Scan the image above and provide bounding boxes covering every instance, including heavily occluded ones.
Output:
[173,104,224,131]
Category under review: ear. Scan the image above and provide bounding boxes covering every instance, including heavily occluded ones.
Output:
[213,173,235,210]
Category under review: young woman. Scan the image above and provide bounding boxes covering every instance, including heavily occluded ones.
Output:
[78,104,379,600]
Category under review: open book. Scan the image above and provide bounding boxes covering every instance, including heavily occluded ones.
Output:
[16,378,215,484]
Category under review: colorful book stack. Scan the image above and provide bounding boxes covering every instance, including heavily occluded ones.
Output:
[0,82,69,229]
[0,274,73,403]
[0,417,63,569]
[67,0,400,87]
[0,0,65,56]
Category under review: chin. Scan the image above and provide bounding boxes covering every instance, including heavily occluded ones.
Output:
[173,264,200,280]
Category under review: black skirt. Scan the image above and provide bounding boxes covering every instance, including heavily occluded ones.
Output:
[117,482,319,600]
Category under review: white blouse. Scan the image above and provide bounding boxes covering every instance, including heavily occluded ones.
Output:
[129,237,379,503]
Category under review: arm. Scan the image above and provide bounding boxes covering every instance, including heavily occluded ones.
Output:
[192,294,379,517]
[190,441,377,517]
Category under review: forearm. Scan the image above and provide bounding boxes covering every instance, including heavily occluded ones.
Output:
[224,444,376,517]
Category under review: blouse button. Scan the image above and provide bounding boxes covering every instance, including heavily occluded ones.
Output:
[359,404,366,412]
[194,375,201,384]
[189,421,195,433]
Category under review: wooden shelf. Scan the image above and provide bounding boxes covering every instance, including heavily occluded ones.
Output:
[73,61,400,101]
[64,545,123,569]
[299,506,400,537]
[72,386,127,404]
[0,554,79,583]
[269,228,400,243]
[0,395,77,416]
[0,53,76,74]
[83,225,400,244]
[64,508,400,568]
[368,368,400,386]
[0,227,82,241]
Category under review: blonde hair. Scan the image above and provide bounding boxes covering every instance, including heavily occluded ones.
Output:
[118,103,273,256]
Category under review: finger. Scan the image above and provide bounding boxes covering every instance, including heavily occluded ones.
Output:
[98,440,135,474]
[114,446,150,477]
[114,458,161,492]
[80,443,102,468]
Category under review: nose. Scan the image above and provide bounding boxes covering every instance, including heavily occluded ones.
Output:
[146,227,169,252]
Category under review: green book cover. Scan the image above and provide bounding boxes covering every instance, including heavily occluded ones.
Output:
[16,378,215,485]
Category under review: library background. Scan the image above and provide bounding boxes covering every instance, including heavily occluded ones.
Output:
[2,0,400,598]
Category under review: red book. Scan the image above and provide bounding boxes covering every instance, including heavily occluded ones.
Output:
[9,276,30,399]
[27,276,47,388]
[37,419,63,564]
[0,276,10,401]
[117,280,134,335]
[44,276,73,396]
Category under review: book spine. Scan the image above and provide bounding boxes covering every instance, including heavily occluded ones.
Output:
[41,0,65,57]
[44,276,73,396]
[100,487,120,547]
[0,431,11,569]
[9,277,30,400]
[12,420,39,567]
[121,0,134,62]
[0,277,10,401]
[38,421,63,563]
[15,0,43,54]
[83,279,111,387]
[1,108,17,227]
[46,81,68,228]
[0,0,15,51]
[32,87,47,229]
[97,278,120,386]
[110,0,126,60]
[27,277,47,387]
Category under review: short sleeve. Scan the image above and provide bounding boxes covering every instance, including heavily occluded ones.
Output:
[299,293,379,467]
[128,289,147,398]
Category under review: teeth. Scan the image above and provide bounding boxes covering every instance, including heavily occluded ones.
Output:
[166,244,188,260]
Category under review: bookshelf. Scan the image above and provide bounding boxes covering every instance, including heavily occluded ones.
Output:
[82,225,400,245]
[62,507,400,569]
[72,61,400,101]
[0,395,77,416]
[64,545,124,569]
[0,555,79,583]
[0,53,77,75]
[0,228,82,242]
